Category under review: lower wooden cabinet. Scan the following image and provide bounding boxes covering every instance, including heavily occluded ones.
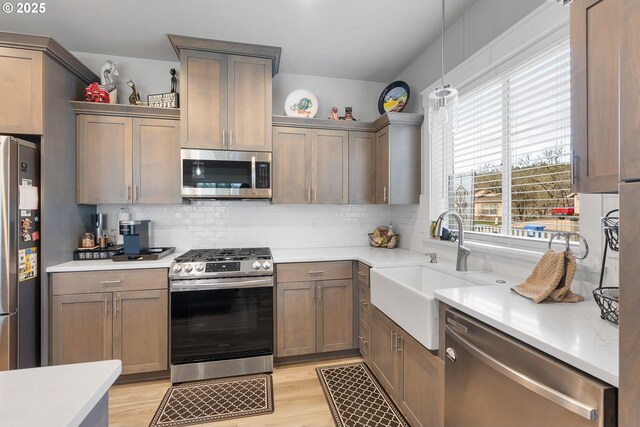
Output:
[276,262,353,357]
[357,262,371,360]
[50,269,168,375]
[369,306,443,427]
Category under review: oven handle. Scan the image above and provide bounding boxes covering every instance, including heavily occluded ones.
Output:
[170,277,273,292]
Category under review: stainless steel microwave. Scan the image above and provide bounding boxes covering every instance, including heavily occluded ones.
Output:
[181,149,272,199]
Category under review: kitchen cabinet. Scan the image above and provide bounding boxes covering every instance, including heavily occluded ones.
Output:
[272,127,348,204]
[74,103,180,204]
[168,34,281,152]
[0,47,43,135]
[369,306,442,427]
[272,112,422,205]
[50,269,168,375]
[349,132,377,204]
[356,262,371,360]
[571,0,620,193]
[276,262,353,357]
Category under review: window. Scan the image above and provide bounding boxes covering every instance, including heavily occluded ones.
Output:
[431,40,577,242]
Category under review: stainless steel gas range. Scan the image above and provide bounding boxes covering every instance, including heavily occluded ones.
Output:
[169,247,274,384]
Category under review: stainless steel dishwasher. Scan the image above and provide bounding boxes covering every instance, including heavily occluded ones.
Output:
[444,308,616,427]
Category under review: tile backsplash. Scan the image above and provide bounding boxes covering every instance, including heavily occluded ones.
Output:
[98,201,392,251]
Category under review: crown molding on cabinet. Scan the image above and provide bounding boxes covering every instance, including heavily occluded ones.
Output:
[167,34,281,76]
[272,112,424,133]
[71,101,180,120]
[0,32,98,84]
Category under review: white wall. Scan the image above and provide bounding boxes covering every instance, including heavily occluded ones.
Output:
[98,202,391,251]
[394,0,543,113]
[72,52,387,121]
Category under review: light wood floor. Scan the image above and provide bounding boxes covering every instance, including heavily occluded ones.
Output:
[109,356,362,427]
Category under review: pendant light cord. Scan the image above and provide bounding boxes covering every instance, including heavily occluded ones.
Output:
[440,0,445,88]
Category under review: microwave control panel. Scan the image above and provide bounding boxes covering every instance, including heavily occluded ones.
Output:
[256,163,270,188]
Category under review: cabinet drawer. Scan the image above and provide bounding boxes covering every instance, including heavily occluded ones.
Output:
[356,262,370,285]
[276,261,352,283]
[359,282,371,323]
[51,268,168,295]
[359,319,370,358]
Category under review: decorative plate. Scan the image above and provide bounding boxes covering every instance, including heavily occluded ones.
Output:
[378,81,410,114]
[285,89,318,118]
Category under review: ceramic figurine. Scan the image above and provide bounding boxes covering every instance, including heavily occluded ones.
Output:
[127,80,141,105]
[170,68,177,93]
[100,60,119,104]
[329,107,339,120]
[340,107,357,121]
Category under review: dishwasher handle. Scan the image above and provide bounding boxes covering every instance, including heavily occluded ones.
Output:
[445,324,598,422]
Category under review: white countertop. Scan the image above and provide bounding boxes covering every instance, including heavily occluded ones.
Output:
[272,246,429,267]
[46,252,183,273]
[0,360,122,427]
[435,284,619,386]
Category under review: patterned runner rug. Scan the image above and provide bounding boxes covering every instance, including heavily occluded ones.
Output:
[316,362,410,427]
[149,374,274,427]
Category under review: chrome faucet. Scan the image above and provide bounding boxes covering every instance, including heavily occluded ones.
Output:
[434,210,470,271]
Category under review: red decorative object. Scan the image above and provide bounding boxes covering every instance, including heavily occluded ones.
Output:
[552,207,575,216]
[84,83,110,103]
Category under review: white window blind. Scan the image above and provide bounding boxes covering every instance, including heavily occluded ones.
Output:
[431,40,576,241]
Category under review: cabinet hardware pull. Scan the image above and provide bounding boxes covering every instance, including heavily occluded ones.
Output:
[222,130,226,147]
[99,280,122,285]
[308,270,325,274]
[383,186,389,202]
[114,296,120,315]
[135,184,140,201]
[396,335,403,353]
[127,185,132,202]
[571,150,577,185]
[391,331,396,351]
[360,299,368,306]
[357,271,366,277]
[359,336,368,344]
[307,187,311,203]
[317,286,322,303]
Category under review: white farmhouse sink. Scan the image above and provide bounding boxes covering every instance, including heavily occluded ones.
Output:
[370,266,477,350]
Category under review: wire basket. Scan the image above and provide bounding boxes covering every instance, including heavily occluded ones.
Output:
[593,287,619,325]
[602,209,619,252]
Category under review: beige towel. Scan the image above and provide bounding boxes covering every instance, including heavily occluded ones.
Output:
[512,250,583,303]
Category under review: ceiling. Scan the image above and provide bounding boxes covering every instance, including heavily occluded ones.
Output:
[0,0,477,82]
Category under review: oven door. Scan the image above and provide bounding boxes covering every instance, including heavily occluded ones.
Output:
[181,149,271,199]
[170,277,274,365]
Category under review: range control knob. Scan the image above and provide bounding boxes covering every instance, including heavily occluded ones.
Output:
[262,261,272,270]
[184,264,193,273]
[195,263,204,272]
[252,261,261,270]
[172,264,182,273]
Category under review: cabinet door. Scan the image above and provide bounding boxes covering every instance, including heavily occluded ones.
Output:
[51,293,112,365]
[77,115,133,204]
[132,118,181,204]
[228,55,272,152]
[180,50,228,149]
[113,290,168,375]
[399,332,443,427]
[312,129,349,204]
[0,48,43,135]
[370,307,399,400]
[316,279,353,353]
[272,127,312,204]
[620,0,640,181]
[375,127,390,204]
[276,281,316,357]
[349,132,377,204]
[571,0,619,193]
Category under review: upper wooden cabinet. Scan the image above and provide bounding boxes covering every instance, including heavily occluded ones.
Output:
[571,0,620,193]
[168,35,281,152]
[0,48,43,134]
[272,112,423,205]
[620,0,640,182]
[73,103,180,205]
[272,127,349,204]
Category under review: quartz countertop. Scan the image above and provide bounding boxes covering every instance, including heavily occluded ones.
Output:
[0,360,121,427]
[435,284,619,386]
[46,252,184,273]
[272,246,429,267]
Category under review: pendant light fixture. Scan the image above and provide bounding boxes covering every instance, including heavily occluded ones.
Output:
[429,0,458,134]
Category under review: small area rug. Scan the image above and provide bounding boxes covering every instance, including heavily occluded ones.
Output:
[316,362,410,427]
[148,374,274,427]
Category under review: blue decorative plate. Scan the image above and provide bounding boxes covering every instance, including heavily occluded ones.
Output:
[378,81,410,114]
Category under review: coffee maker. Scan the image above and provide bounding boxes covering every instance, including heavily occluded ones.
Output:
[119,220,150,255]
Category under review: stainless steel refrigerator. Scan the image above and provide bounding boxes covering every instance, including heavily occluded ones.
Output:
[0,136,40,370]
